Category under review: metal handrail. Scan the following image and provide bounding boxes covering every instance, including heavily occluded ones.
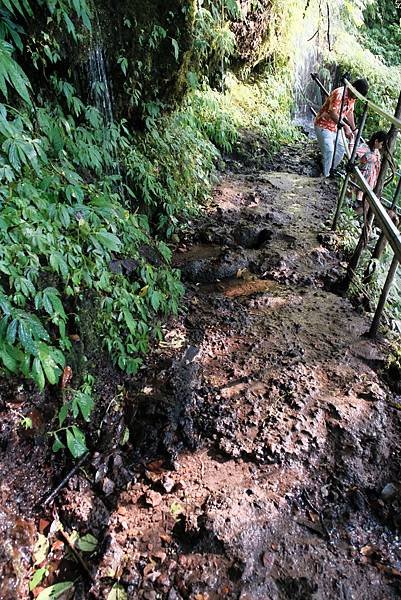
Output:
[312,74,401,337]
[345,79,401,129]
[353,166,401,262]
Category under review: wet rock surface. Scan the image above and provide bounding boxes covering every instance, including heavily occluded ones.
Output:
[1,141,401,599]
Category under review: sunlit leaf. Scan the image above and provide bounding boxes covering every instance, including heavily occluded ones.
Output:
[29,567,47,591]
[36,581,74,600]
[33,533,49,566]
[107,584,127,600]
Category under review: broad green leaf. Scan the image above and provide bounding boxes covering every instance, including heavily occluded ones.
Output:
[74,391,94,421]
[32,357,45,390]
[52,433,65,453]
[66,426,87,458]
[58,404,69,427]
[0,40,31,104]
[76,533,97,553]
[150,291,161,312]
[107,584,127,600]
[0,315,9,336]
[29,567,47,591]
[36,581,74,600]
[28,316,50,342]
[6,318,17,344]
[95,230,122,252]
[38,343,60,384]
[122,309,136,335]
[18,320,36,354]
[0,348,17,372]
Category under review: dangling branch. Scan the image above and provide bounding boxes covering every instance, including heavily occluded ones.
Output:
[307,29,319,42]
[326,2,332,51]
[303,0,312,19]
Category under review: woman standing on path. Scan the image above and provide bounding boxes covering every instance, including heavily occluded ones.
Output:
[314,78,369,177]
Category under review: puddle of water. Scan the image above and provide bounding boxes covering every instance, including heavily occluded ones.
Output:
[198,277,281,299]
[173,244,222,266]
[222,278,279,298]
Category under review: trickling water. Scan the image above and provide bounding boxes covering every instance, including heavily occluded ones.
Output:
[87,44,114,123]
[86,18,125,197]
[292,1,338,136]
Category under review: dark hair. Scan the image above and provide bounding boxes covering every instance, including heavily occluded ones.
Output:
[352,78,369,96]
[367,130,387,151]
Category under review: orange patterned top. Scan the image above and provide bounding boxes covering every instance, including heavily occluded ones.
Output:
[315,87,355,133]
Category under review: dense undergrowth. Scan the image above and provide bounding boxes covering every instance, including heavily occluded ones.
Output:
[1,0,400,462]
[0,0,301,459]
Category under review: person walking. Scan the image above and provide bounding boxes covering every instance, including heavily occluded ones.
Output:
[314,78,369,177]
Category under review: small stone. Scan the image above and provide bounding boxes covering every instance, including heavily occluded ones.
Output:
[381,483,397,501]
[102,477,115,496]
[162,476,175,493]
[145,490,163,507]
[156,573,170,587]
[261,551,274,571]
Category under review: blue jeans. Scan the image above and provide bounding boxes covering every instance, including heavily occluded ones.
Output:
[314,125,346,176]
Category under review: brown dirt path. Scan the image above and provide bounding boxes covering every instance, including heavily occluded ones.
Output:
[85,166,401,598]
[2,146,401,600]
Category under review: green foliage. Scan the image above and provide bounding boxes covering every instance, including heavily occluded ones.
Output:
[385,342,401,384]
[125,110,218,233]
[187,71,299,156]
[0,0,304,470]
[0,0,92,104]
[193,0,238,85]
[0,96,186,395]
[332,3,401,337]
[36,581,74,600]
[362,0,401,66]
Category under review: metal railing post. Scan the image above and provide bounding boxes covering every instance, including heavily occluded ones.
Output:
[390,175,401,210]
[332,101,369,230]
[363,175,401,284]
[368,254,399,338]
[330,83,348,176]
[344,91,401,287]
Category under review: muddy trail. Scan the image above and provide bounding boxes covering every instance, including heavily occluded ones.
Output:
[2,140,401,600]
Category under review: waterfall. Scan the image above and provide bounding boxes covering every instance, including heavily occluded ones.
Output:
[292,1,338,135]
[87,44,114,123]
[86,10,115,123]
[293,36,322,135]
[85,20,126,199]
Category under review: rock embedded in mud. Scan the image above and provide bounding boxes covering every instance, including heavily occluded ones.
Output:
[381,483,397,502]
[161,476,176,493]
[144,490,163,507]
[102,477,115,496]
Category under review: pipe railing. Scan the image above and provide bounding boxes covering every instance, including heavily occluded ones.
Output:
[311,74,401,338]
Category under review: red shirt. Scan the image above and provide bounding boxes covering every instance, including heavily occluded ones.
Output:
[315,87,355,133]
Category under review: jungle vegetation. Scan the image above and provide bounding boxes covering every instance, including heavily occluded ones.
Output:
[0,0,400,459]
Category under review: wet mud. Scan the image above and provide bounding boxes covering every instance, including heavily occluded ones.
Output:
[1,140,401,599]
